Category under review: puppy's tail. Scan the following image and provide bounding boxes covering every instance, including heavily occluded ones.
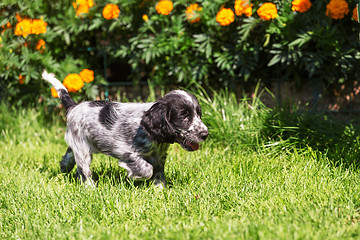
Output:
[42,70,76,110]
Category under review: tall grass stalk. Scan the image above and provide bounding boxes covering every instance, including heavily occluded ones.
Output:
[195,84,270,148]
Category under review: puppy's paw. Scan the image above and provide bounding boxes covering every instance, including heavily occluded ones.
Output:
[153,173,166,190]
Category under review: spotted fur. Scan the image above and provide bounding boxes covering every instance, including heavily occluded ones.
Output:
[42,70,208,188]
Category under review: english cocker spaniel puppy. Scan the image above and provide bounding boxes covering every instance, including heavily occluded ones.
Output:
[42,70,208,188]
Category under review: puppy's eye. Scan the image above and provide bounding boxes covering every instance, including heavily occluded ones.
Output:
[182,111,190,120]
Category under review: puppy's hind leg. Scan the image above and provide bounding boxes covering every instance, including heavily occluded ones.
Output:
[60,147,76,173]
[73,149,95,187]
[67,139,95,187]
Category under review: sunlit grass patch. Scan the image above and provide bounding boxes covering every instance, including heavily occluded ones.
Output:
[1,93,360,239]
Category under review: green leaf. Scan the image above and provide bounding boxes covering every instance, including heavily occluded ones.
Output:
[64,32,71,45]
[268,55,281,67]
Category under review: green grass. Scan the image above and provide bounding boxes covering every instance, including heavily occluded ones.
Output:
[1,92,360,239]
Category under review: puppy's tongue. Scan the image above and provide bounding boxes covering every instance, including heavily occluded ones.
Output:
[188,142,199,151]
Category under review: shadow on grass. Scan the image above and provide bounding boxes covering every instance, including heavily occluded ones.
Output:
[260,107,360,168]
[53,158,177,189]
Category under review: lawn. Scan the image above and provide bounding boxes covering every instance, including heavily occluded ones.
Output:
[1,91,360,239]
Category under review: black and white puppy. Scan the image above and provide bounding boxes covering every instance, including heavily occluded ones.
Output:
[42,70,208,188]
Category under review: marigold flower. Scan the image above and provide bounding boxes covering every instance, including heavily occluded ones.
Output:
[185,3,203,23]
[1,22,11,34]
[51,87,59,98]
[16,13,22,22]
[353,7,358,21]
[31,19,47,35]
[142,14,149,22]
[102,4,120,20]
[14,19,32,38]
[80,69,94,83]
[72,0,94,16]
[216,8,235,26]
[292,0,312,13]
[36,39,46,52]
[234,0,253,17]
[257,2,278,21]
[156,0,173,15]
[63,73,84,93]
[18,75,24,85]
[326,0,349,20]
[14,17,47,38]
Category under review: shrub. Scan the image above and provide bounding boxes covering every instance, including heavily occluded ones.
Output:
[0,0,359,107]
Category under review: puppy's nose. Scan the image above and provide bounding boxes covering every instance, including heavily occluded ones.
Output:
[200,131,209,141]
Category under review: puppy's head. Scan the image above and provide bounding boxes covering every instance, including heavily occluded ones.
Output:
[141,90,208,151]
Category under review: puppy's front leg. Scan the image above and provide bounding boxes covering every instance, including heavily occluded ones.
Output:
[118,153,154,181]
[151,157,167,188]
[152,168,166,189]
[118,153,166,188]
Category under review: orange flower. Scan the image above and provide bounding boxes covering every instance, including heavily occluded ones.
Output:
[234,0,253,17]
[102,4,120,20]
[216,8,235,26]
[292,0,312,13]
[142,14,149,22]
[63,73,84,92]
[72,0,94,16]
[326,0,349,20]
[31,19,47,35]
[14,17,47,38]
[156,0,173,15]
[79,69,94,83]
[1,22,11,34]
[257,2,278,21]
[185,3,203,23]
[18,75,24,85]
[16,13,22,22]
[353,7,358,21]
[14,19,32,38]
[36,39,46,52]
[51,87,59,98]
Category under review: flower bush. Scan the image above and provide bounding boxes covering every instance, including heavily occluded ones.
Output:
[0,0,359,108]
[49,69,93,98]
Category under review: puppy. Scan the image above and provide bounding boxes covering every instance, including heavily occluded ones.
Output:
[42,70,208,188]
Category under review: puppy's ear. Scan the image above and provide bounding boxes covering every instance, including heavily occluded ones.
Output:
[140,99,176,143]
